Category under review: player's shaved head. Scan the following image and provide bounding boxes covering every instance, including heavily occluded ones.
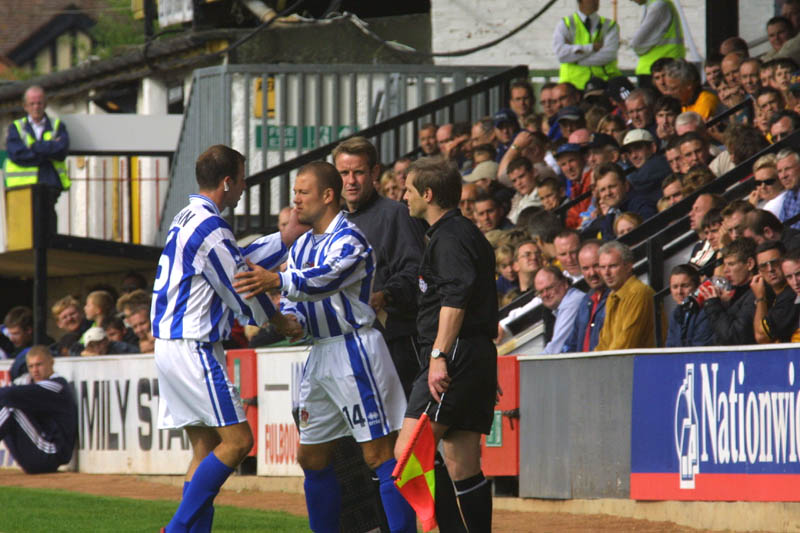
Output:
[298,161,343,203]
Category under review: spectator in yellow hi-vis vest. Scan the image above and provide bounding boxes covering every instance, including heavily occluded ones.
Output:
[4,86,70,233]
[553,0,621,90]
[629,0,686,88]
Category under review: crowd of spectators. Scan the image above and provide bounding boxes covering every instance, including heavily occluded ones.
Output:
[353,12,800,354]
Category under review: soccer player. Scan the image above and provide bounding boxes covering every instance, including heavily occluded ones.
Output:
[233,161,415,532]
[152,145,304,532]
[397,157,498,531]
[0,345,77,473]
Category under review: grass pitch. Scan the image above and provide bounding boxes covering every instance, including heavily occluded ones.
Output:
[0,486,308,532]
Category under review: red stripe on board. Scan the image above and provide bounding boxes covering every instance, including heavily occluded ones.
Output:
[631,473,800,501]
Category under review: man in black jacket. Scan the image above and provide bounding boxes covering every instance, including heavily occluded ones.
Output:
[699,238,758,345]
[0,345,77,473]
[333,137,427,396]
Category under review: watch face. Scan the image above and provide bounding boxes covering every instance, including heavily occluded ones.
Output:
[431,349,442,359]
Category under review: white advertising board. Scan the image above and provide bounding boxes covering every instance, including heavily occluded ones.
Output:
[256,346,310,477]
[0,355,191,474]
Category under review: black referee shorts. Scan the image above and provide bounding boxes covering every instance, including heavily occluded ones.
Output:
[405,336,497,435]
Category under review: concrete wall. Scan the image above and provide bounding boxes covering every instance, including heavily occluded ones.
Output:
[431,0,778,70]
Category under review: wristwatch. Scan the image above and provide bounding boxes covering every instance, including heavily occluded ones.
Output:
[431,348,445,359]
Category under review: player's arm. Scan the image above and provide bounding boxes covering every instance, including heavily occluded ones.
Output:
[242,232,288,270]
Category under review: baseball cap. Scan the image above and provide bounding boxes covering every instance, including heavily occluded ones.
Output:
[555,105,584,123]
[587,133,620,150]
[493,108,517,127]
[555,143,584,157]
[606,76,635,103]
[583,77,607,98]
[464,160,499,184]
[622,128,655,148]
[84,327,107,344]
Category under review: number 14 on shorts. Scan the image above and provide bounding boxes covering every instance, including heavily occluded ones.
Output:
[342,404,366,428]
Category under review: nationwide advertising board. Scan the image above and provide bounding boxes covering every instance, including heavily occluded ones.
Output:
[631,346,800,501]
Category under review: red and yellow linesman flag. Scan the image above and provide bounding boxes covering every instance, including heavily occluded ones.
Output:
[392,413,437,532]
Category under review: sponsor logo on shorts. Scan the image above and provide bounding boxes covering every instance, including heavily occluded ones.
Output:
[367,411,381,426]
[299,408,310,428]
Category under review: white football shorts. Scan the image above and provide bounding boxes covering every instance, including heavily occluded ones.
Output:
[298,327,406,444]
[154,338,246,429]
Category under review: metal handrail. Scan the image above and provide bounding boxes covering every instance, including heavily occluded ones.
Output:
[235,65,529,234]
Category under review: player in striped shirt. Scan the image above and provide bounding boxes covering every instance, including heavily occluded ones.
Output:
[152,145,304,533]
[234,161,415,533]
[0,345,77,473]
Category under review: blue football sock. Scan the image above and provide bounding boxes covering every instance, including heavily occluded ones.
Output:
[183,481,215,533]
[376,458,417,533]
[303,464,341,533]
[166,453,232,532]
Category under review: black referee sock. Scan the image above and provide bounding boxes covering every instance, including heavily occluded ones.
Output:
[453,472,492,533]
[434,454,467,533]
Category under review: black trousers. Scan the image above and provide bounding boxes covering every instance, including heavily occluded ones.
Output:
[0,407,63,473]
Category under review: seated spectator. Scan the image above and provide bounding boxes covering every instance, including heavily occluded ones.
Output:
[537,177,568,215]
[771,57,798,94]
[506,157,541,223]
[83,290,114,332]
[749,154,786,217]
[711,124,770,178]
[553,229,582,281]
[509,79,534,128]
[562,240,608,352]
[688,193,727,271]
[569,133,621,228]
[465,160,499,192]
[752,241,798,343]
[596,113,628,147]
[418,122,439,156]
[116,288,151,321]
[512,240,542,295]
[650,58,676,97]
[436,123,455,155]
[625,89,657,138]
[460,182,479,223]
[681,165,715,196]
[665,264,714,347]
[80,327,138,356]
[5,306,52,380]
[470,118,496,154]
[555,142,589,206]
[555,106,586,141]
[582,163,657,241]
[380,170,402,201]
[548,83,582,141]
[755,87,786,135]
[622,129,671,203]
[780,248,800,341]
[703,56,724,93]
[474,191,512,233]
[763,16,796,62]
[739,58,763,97]
[539,82,559,123]
[664,136,683,175]
[51,295,91,356]
[743,208,800,250]
[678,132,713,174]
[498,129,550,183]
[102,316,136,345]
[127,305,155,353]
[493,109,519,161]
[472,144,497,167]
[614,212,642,237]
[769,110,800,143]
[495,244,519,297]
[654,95,682,146]
[663,59,719,119]
[721,52,744,91]
[777,148,800,228]
[699,237,758,345]
[659,174,685,210]
[721,200,755,241]
[0,345,77,473]
[535,266,584,354]
[699,208,726,278]
[594,241,657,350]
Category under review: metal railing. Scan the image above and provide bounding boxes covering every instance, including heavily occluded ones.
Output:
[157,63,522,243]
[234,65,529,235]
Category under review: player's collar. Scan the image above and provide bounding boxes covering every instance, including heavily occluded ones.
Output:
[189,194,220,216]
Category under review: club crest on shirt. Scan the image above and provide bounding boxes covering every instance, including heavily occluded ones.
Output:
[418,276,428,293]
[299,408,310,428]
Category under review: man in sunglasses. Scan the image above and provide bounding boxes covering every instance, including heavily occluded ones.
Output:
[752,240,799,343]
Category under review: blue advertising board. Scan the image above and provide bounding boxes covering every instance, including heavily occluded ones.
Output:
[631,347,800,501]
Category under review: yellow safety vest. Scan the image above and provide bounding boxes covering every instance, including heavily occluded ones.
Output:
[558,13,622,90]
[635,0,686,75]
[4,117,70,190]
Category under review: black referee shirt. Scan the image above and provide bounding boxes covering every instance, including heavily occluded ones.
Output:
[417,209,498,345]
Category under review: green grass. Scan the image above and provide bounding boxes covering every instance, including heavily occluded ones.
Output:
[0,486,309,532]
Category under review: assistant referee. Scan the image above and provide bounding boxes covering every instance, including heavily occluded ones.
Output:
[395,157,498,532]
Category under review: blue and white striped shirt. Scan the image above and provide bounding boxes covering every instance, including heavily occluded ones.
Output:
[279,211,376,339]
[151,194,287,342]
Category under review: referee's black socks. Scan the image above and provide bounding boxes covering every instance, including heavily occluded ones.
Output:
[453,471,492,533]
[434,453,467,533]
